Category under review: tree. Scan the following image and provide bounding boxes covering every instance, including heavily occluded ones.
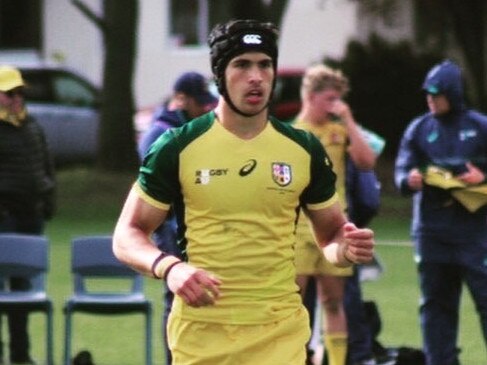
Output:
[355,0,487,111]
[413,0,487,110]
[72,0,139,172]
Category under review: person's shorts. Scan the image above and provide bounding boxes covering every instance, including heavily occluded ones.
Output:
[167,306,310,365]
[295,239,353,276]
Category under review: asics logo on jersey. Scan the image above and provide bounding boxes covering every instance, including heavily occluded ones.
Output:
[239,159,257,176]
[242,34,262,45]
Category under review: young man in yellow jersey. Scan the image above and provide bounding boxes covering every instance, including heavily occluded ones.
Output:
[113,20,374,365]
[293,64,377,365]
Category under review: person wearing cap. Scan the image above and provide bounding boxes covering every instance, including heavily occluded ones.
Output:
[138,71,216,365]
[113,19,374,365]
[138,71,217,158]
[395,59,487,365]
[0,65,56,365]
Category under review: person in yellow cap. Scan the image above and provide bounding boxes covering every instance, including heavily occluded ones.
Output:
[0,65,56,365]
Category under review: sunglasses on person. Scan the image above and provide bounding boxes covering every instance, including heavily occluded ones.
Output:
[3,89,24,98]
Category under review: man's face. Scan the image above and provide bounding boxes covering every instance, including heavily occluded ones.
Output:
[0,87,24,113]
[224,52,274,115]
[427,93,451,116]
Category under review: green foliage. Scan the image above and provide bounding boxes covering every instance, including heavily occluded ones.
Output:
[325,34,442,159]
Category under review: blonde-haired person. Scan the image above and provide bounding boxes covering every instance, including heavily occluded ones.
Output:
[294,64,376,365]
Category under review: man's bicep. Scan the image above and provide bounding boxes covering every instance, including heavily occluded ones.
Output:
[118,187,169,236]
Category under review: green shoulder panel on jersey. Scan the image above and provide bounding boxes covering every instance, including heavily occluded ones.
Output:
[169,111,216,151]
[138,111,215,205]
[270,116,320,152]
[269,116,333,168]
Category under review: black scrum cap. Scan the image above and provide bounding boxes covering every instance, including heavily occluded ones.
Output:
[208,19,279,94]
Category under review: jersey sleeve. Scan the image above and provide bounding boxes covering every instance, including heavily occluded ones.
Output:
[136,128,181,208]
[300,132,337,209]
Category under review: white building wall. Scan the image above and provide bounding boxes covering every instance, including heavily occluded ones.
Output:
[44,0,104,86]
[280,0,357,68]
[135,0,211,108]
[41,0,360,108]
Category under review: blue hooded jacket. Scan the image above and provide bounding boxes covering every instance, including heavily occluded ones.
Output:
[395,60,487,244]
[137,106,188,161]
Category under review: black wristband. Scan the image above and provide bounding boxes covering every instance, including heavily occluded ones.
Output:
[163,261,183,281]
[151,252,167,279]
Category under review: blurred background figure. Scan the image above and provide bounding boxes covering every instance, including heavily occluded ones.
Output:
[138,71,217,156]
[0,65,56,365]
[395,59,487,365]
[293,64,376,365]
[138,70,216,365]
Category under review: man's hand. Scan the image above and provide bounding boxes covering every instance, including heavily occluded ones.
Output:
[331,99,353,123]
[457,162,485,185]
[408,168,424,191]
[343,223,374,264]
[166,262,222,307]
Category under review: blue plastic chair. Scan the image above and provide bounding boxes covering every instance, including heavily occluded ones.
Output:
[63,236,152,365]
[0,233,54,365]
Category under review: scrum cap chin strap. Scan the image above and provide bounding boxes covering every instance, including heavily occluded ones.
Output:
[208,19,279,117]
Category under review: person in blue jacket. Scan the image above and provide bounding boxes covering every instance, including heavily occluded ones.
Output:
[395,59,487,365]
[138,71,216,365]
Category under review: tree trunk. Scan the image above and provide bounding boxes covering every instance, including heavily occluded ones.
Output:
[443,0,486,110]
[98,0,138,171]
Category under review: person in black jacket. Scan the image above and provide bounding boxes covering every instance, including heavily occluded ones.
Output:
[0,65,56,365]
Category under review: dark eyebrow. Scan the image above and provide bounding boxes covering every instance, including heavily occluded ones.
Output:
[259,59,273,67]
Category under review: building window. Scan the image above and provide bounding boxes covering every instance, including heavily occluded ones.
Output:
[169,0,230,48]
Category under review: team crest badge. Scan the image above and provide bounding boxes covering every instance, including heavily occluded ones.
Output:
[272,163,292,187]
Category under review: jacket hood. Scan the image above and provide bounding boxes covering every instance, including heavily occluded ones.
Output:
[423,60,464,112]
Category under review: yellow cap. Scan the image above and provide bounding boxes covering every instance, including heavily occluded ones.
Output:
[0,66,25,91]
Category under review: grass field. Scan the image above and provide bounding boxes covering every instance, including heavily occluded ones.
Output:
[13,167,487,364]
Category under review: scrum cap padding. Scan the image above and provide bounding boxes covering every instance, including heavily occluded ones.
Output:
[208,20,279,90]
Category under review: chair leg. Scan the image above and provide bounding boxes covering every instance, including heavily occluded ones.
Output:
[146,308,152,365]
[47,305,54,365]
[64,310,72,365]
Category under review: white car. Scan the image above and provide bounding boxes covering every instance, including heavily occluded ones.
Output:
[20,65,100,164]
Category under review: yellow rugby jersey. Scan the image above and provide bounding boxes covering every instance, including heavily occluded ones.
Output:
[293,118,348,206]
[293,117,349,244]
[137,112,337,325]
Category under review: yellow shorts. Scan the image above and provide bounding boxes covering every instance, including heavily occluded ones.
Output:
[167,306,310,365]
[294,239,353,277]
